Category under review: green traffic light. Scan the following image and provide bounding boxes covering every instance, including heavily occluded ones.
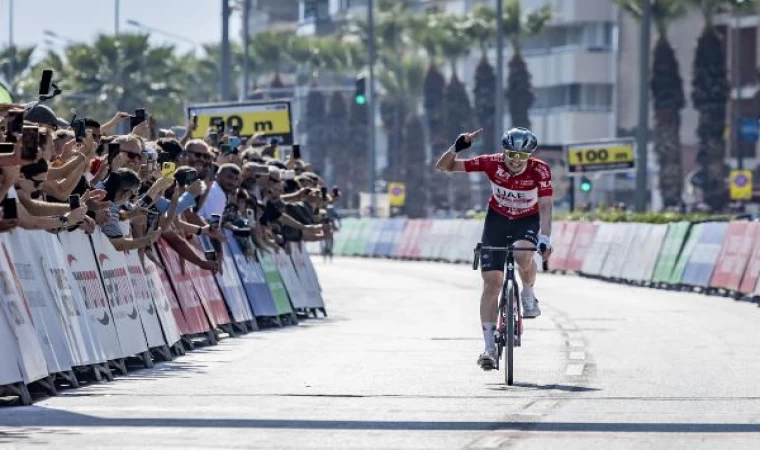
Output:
[580,178,592,193]
[355,95,366,105]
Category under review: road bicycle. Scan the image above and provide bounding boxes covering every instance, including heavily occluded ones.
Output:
[472,239,547,385]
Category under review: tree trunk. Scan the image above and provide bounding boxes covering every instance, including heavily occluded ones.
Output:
[654,107,683,207]
[506,53,534,129]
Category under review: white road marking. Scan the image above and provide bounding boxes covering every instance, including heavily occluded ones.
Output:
[565,363,585,376]
[569,351,586,360]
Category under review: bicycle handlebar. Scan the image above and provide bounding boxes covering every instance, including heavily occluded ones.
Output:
[472,243,550,271]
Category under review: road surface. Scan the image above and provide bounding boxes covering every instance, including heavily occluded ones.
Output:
[2,257,760,449]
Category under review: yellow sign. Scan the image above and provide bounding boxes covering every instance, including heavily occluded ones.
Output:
[730,170,753,200]
[566,139,636,175]
[188,101,293,144]
[388,182,406,207]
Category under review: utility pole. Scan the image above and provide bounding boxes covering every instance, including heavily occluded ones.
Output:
[733,11,743,169]
[634,0,651,212]
[114,0,120,36]
[8,0,14,88]
[221,0,231,101]
[242,0,251,101]
[368,0,377,217]
[495,0,504,142]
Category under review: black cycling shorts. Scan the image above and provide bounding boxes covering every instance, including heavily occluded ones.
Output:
[480,208,540,272]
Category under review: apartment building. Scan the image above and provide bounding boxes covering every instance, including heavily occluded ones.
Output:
[244,0,299,35]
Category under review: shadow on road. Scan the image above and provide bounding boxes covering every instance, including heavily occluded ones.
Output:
[3,409,760,433]
[487,383,600,393]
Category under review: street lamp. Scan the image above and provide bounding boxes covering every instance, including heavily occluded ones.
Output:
[43,29,75,44]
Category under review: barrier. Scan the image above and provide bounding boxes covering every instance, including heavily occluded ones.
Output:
[669,223,703,285]
[680,222,728,288]
[552,221,575,271]
[124,251,170,350]
[226,234,280,317]
[90,229,151,360]
[600,223,637,279]
[651,222,691,284]
[565,223,597,272]
[156,239,212,335]
[212,238,255,325]
[710,221,758,292]
[0,236,49,383]
[290,243,325,311]
[274,248,311,310]
[257,250,296,317]
[739,223,760,295]
[5,230,74,375]
[395,219,421,259]
[141,259,183,347]
[629,224,668,283]
[581,223,615,276]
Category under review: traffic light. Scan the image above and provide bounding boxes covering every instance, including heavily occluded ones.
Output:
[579,176,593,193]
[354,76,366,105]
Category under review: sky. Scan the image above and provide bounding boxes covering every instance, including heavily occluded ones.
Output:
[1,0,243,58]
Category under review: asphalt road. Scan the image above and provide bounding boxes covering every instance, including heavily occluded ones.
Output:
[2,257,760,449]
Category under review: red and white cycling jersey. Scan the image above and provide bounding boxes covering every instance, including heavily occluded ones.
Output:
[463,154,553,219]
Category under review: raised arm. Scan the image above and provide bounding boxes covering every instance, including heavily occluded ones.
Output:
[434,128,482,173]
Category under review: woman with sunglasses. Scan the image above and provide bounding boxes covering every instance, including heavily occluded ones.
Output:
[435,127,554,372]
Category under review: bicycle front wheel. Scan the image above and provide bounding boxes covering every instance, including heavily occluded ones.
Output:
[505,280,515,385]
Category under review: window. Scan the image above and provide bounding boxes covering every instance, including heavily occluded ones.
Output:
[531,84,613,112]
[523,22,614,54]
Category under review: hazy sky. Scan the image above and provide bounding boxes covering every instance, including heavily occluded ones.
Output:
[1,0,243,57]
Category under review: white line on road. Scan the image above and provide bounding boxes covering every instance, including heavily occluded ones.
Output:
[565,364,585,376]
[569,351,586,361]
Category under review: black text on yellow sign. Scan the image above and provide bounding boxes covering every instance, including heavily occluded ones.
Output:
[566,142,635,174]
[188,102,293,144]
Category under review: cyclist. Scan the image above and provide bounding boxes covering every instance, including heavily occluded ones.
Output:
[435,127,553,371]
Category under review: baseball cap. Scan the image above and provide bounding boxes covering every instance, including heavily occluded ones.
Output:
[24,104,69,129]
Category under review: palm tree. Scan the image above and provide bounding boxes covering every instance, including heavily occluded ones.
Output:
[617,0,687,208]
[251,31,291,88]
[466,5,497,155]
[185,42,244,103]
[685,0,739,211]
[502,0,551,129]
[0,45,36,96]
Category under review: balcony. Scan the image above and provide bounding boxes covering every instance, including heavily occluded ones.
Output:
[526,51,614,87]
[522,0,616,24]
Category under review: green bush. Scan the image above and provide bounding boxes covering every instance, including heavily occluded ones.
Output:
[555,208,736,224]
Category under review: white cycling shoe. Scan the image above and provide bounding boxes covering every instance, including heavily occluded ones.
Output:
[522,296,542,319]
[477,350,497,371]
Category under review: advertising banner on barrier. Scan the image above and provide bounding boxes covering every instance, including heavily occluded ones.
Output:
[581,223,615,275]
[710,222,758,291]
[565,223,597,272]
[36,232,104,367]
[156,239,212,335]
[600,224,637,279]
[124,251,167,348]
[290,243,324,308]
[0,236,48,384]
[5,230,73,374]
[211,238,254,324]
[185,258,231,328]
[651,222,690,283]
[226,234,279,317]
[0,307,24,386]
[395,219,418,258]
[738,223,760,294]
[59,230,123,361]
[669,223,703,284]
[257,250,294,315]
[365,219,386,256]
[274,249,311,309]
[552,222,575,271]
[142,258,183,345]
[613,224,651,281]
[630,224,667,282]
[90,230,149,358]
[155,259,192,336]
[681,222,728,287]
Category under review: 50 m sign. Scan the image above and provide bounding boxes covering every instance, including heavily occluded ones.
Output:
[188,100,294,145]
[565,139,636,175]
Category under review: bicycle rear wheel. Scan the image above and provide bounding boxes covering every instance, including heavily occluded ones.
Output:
[505,280,515,385]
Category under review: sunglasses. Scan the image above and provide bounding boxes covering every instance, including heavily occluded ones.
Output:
[188,151,213,161]
[121,150,142,160]
[504,150,531,161]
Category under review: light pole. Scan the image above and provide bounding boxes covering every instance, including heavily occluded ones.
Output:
[242,0,251,101]
[221,0,232,102]
[634,0,651,212]
[43,30,75,44]
[115,0,120,36]
[495,0,504,143]
[732,5,744,170]
[368,0,377,218]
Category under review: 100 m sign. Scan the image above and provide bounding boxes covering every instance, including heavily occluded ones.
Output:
[566,141,635,174]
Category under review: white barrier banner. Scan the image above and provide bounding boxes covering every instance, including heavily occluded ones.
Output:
[124,251,166,349]
[0,306,24,385]
[602,224,638,279]
[38,232,105,366]
[581,223,615,275]
[60,230,122,360]
[274,249,310,309]
[142,259,182,346]
[632,224,667,282]
[290,243,324,307]
[300,245,322,293]
[5,230,73,374]
[90,230,149,357]
[0,236,48,383]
